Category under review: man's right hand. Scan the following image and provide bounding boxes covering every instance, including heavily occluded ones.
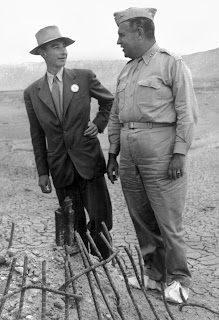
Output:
[38,174,52,193]
[107,153,119,184]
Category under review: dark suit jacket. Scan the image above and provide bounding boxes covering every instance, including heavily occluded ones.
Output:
[24,68,114,188]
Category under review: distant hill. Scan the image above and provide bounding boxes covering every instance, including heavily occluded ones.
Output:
[0,47,218,91]
[183,47,219,80]
[0,60,127,92]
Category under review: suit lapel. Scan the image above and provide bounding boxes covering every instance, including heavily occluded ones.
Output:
[38,69,79,120]
[63,68,78,117]
[38,75,57,116]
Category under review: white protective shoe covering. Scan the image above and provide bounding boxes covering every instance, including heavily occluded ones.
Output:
[164,281,189,304]
[128,275,161,291]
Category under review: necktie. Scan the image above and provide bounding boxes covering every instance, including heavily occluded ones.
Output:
[51,76,62,121]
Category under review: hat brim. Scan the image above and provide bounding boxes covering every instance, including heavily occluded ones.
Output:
[30,37,75,55]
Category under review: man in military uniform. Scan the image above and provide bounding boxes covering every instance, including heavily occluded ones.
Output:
[107,8,198,303]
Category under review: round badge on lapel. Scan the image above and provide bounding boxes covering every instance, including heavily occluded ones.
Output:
[71,84,79,92]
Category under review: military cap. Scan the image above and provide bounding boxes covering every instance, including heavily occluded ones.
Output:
[114,7,157,26]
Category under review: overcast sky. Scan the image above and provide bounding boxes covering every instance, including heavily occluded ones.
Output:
[0,0,218,64]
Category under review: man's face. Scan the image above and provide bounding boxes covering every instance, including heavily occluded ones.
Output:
[117,21,139,59]
[41,39,67,69]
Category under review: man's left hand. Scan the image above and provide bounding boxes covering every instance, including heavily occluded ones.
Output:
[168,153,186,180]
[84,121,98,138]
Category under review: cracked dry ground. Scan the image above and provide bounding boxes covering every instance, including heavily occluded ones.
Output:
[0,88,219,319]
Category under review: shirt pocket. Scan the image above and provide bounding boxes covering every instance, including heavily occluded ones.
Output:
[137,78,166,110]
[138,78,162,89]
[116,82,127,110]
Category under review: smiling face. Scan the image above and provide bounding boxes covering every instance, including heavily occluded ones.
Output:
[117,21,140,59]
[39,39,67,74]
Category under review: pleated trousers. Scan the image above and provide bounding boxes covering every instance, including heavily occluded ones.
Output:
[119,126,191,287]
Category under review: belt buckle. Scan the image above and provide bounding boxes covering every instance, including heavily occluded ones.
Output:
[128,122,134,129]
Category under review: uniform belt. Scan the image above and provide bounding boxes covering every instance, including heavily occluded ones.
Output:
[121,122,175,129]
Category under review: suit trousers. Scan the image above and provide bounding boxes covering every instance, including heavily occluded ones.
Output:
[119,126,192,287]
[55,169,112,259]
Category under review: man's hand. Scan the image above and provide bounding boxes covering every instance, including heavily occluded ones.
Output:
[38,174,52,193]
[84,121,98,138]
[107,153,119,184]
[168,153,186,180]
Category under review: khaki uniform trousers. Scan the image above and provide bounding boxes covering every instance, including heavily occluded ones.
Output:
[119,126,191,287]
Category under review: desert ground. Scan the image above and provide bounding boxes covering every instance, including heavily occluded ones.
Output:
[0,85,219,319]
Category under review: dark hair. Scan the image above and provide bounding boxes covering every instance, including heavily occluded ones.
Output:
[128,17,155,40]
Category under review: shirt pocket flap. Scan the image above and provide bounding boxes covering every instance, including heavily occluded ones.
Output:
[138,78,162,89]
[117,82,127,93]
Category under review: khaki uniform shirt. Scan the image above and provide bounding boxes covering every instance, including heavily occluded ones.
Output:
[108,43,198,155]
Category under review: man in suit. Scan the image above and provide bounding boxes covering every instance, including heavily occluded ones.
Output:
[24,25,114,259]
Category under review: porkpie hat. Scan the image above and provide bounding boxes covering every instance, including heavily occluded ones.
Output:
[30,25,75,55]
[114,7,157,26]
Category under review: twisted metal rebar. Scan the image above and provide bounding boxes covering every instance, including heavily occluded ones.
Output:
[0,257,17,316]
[2,222,219,320]
[0,285,83,304]
[160,282,176,320]
[41,260,47,319]
[100,232,144,320]
[124,246,161,320]
[7,222,15,249]
[101,222,115,267]
[64,258,70,320]
[59,250,119,291]
[65,249,83,320]
[135,246,145,289]
[79,236,116,320]
[179,297,219,316]
[16,255,28,320]
[86,230,126,320]
[75,232,103,320]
